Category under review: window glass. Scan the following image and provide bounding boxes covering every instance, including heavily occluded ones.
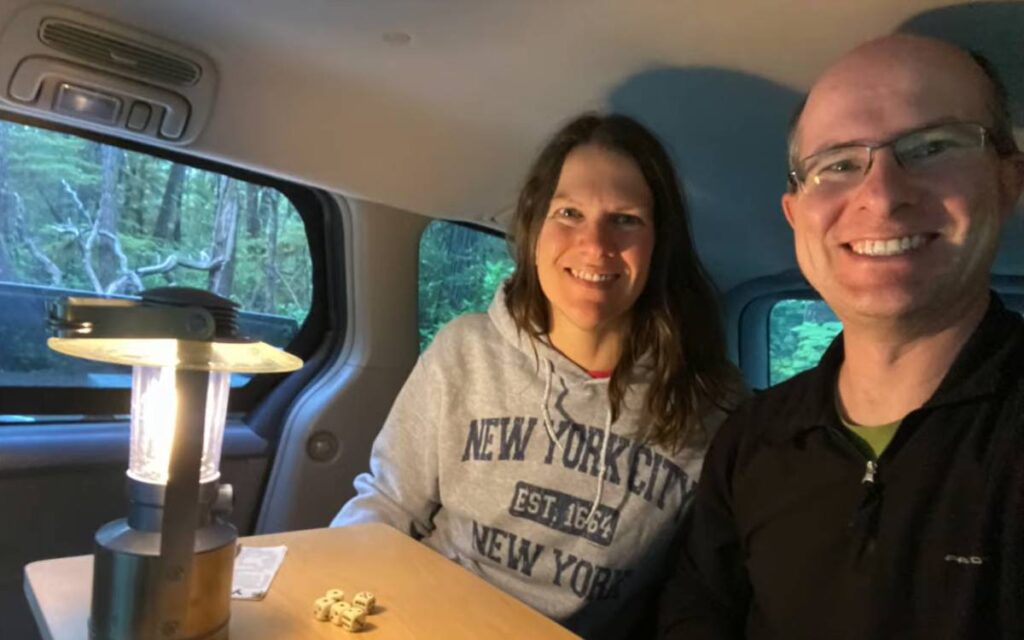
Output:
[418,220,514,351]
[768,294,1024,386]
[0,120,313,390]
[768,298,841,385]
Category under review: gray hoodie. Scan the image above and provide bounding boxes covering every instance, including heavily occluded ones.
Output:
[332,285,727,638]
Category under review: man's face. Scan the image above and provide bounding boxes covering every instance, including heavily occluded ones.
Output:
[782,39,1022,327]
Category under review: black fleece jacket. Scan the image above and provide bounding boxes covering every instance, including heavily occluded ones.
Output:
[659,294,1024,640]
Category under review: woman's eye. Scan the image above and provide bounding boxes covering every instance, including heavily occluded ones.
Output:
[553,207,582,219]
[611,213,644,227]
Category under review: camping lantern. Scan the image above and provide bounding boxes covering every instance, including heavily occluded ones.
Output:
[47,287,302,640]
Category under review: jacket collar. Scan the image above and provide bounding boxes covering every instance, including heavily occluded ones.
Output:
[770,292,1024,443]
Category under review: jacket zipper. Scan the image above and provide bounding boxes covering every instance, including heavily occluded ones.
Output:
[825,426,882,557]
[824,425,877,481]
[862,460,878,485]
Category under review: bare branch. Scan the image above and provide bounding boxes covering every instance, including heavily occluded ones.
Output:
[53,223,82,239]
[271,264,301,310]
[81,218,102,293]
[136,254,178,276]
[8,191,63,285]
[136,254,225,277]
[98,230,129,271]
[105,271,144,295]
[60,179,92,224]
[95,230,145,295]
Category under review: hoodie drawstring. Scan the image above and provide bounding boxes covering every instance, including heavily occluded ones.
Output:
[540,357,613,534]
[582,408,612,532]
[541,359,565,453]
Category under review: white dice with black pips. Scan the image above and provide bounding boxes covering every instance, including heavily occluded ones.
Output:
[312,596,334,621]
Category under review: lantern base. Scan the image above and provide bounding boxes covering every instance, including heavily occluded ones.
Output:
[88,517,236,640]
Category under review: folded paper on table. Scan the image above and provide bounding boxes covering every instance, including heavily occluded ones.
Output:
[231,545,287,600]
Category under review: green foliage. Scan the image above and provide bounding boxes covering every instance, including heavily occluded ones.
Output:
[769,299,842,385]
[0,121,313,383]
[418,221,514,350]
[0,121,312,325]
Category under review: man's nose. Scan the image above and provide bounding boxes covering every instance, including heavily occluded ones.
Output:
[853,148,920,215]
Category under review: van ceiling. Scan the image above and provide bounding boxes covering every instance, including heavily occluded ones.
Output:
[1,0,1022,290]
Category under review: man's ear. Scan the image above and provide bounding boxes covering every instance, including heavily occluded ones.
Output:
[998,153,1024,219]
[782,193,798,229]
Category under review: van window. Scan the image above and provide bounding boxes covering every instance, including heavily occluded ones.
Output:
[768,298,841,385]
[418,220,514,350]
[0,119,317,408]
[767,293,1024,386]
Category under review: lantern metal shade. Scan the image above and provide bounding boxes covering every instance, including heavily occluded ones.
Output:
[47,337,303,372]
[46,290,302,373]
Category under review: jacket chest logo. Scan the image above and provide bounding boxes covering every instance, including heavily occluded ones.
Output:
[943,554,986,566]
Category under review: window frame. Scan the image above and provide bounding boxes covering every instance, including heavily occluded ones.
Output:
[0,110,336,418]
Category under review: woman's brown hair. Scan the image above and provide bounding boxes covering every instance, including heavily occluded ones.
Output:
[504,112,740,450]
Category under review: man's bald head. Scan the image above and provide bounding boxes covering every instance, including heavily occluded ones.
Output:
[787,34,1016,179]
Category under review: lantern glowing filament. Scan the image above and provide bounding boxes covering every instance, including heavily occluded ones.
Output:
[127,366,231,485]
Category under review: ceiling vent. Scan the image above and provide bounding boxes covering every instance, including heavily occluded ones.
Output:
[39,19,201,87]
[0,5,217,146]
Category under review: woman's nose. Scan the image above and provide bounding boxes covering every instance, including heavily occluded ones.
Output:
[576,220,616,256]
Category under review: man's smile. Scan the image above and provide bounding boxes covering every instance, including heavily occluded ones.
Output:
[843,233,937,257]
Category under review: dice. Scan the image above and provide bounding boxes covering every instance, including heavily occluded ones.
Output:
[329,601,351,625]
[325,588,345,602]
[312,596,334,621]
[337,605,367,632]
[313,587,377,631]
[352,591,376,614]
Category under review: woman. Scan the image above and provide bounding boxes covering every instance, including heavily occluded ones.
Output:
[332,113,741,638]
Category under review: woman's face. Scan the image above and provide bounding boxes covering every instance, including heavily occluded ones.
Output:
[534,144,655,339]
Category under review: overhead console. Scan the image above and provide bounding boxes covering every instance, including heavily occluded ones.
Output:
[0,4,217,145]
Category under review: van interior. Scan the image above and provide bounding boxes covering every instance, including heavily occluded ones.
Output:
[1,1,1022,637]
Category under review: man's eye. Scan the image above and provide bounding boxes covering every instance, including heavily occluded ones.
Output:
[806,157,862,184]
[901,139,957,161]
[820,158,862,174]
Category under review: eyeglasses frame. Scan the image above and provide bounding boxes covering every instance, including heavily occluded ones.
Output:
[786,121,1013,193]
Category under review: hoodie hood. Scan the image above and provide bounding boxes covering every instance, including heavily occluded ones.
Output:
[488,282,656,384]
[487,282,610,388]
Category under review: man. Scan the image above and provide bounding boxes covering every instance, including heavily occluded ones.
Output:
[658,35,1024,639]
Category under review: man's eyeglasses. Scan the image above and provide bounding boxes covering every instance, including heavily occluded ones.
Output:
[788,122,995,195]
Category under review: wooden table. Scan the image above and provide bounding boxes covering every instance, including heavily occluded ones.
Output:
[24,523,579,639]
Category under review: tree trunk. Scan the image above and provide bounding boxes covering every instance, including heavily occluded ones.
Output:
[0,124,14,281]
[153,163,187,240]
[95,144,123,286]
[119,154,146,233]
[245,183,262,238]
[208,177,240,297]
[263,193,280,313]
